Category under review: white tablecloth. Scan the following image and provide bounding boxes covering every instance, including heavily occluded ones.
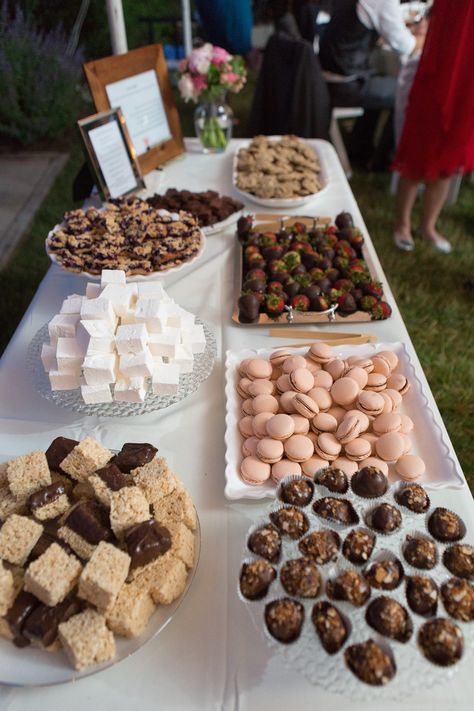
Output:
[0,139,472,710]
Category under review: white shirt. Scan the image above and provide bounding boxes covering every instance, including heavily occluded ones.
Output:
[357,0,416,55]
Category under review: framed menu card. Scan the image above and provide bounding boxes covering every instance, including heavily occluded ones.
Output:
[84,44,185,175]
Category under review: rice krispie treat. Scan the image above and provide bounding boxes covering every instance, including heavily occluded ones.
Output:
[0,461,8,486]
[7,451,51,501]
[106,581,155,637]
[0,560,15,615]
[167,521,195,569]
[132,458,177,505]
[0,514,43,565]
[60,437,112,482]
[28,482,70,521]
[88,463,133,508]
[153,489,197,531]
[58,608,115,671]
[109,487,150,537]
[58,499,113,560]
[24,543,82,606]
[148,555,188,605]
[0,486,26,521]
[78,542,130,611]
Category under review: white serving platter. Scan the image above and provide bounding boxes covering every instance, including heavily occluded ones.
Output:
[224,343,465,500]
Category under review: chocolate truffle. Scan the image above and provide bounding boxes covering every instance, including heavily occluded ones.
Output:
[239,560,276,600]
[111,442,158,473]
[428,508,466,543]
[270,507,309,540]
[45,437,78,472]
[418,618,463,666]
[265,598,304,643]
[441,578,474,621]
[366,596,413,642]
[314,467,348,494]
[124,519,171,569]
[298,529,341,564]
[344,639,396,685]
[280,478,314,507]
[326,570,371,606]
[403,535,437,569]
[406,575,438,616]
[443,544,474,581]
[248,524,281,563]
[312,601,349,654]
[369,503,401,534]
[351,466,388,499]
[342,528,376,565]
[395,484,430,513]
[312,497,359,526]
[364,558,404,590]
[280,558,321,598]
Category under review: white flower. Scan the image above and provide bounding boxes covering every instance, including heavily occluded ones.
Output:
[178,73,195,102]
[189,43,213,75]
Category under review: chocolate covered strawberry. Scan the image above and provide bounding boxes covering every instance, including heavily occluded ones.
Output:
[291,294,310,311]
[268,281,284,294]
[265,293,285,318]
[363,280,384,299]
[359,295,378,312]
[370,301,392,320]
[335,211,354,229]
[259,231,277,247]
[238,293,260,323]
[245,268,266,282]
[313,294,330,311]
[283,250,301,270]
[337,292,357,314]
[333,278,353,293]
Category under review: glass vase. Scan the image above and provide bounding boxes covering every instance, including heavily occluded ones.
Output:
[194,99,233,154]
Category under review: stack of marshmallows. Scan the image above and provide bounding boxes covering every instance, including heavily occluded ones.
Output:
[40,270,206,404]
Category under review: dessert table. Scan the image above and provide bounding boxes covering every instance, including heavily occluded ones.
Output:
[0,138,472,710]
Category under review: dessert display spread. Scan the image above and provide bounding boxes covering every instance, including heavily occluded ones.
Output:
[234,135,323,201]
[146,189,243,229]
[45,198,204,276]
[235,213,392,324]
[38,269,208,405]
[239,471,474,693]
[232,344,422,490]
[0,438,198,671]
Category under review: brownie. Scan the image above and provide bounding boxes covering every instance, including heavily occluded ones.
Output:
[240,560,276,600]
[342,528,376,565]
[366,596,413,642]
[364,558,404,590]
[406,575,438,616]
[124,519,171,569]
[298,529,340,564]
[111,443,158,474]
[248,525,281,563]
[326,570,371,607]
[395,484,430,513]
[45,437,79,473]
[428,508,466,543]
[264,598,304,643]
[314,467,348,494]
[441,577,474,621]
[443,544,474,580]
[344,639,396,685]
[312,497,359,526]
[403,535,438,570]
[279,478,314,507]
[418,618,463,666]
[269,507,309,540]
[368,503,401,534]
[351,466,388,499]
[147,189,243,228]
[280,558,321,598]
[312,601,348,654]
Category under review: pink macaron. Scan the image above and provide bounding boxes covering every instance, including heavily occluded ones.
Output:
[400,414,414,434]
[284,434,314,462]
[375,431,405,462]
[326,406,347,424]
[247,379,275,397]
[252,412,275,438]
[366,372,387,392]
[336,415,361,444]
[238,416,254,438]
[377,350,399,371]
[240,456,271,485]
[357,391,385,417]
[266,413,295,441]
[241,398,254,416]
[395,454,426,481]
[256,438,284,464]
[271,459,302,483]
[345,366,369,390]
[252,394,279,415]
[332,457,358,476]
[308,387,333,412]
[359,432,379,455]
[290,414,310,435]
[270,350,293,367]
[280,391,298,414]
[245,358,273,381]
[344,437,372,462]
[379,391,394,414]
[384,388,403,410]
[371,355,392,377]
[348,356,374,373]
[311,412,338,434]
[289,368,314,393]
[242,436,259,458]
[331,377,360,407]
[276,374,293,393]
[293,393,319,419]
[386,373,410,395]
[344,409,370,432]
[307,342,335,364]
[315,432,342,461]
[305,358,322,374]
[282,355,307,373]
[324,358,349,380]
[301,456,329,477]
[372,412,402,436]
[236,377,252,398]
[312,370,334,390]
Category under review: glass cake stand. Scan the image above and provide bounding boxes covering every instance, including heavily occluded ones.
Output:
[0,516,200,686]
[27,319,217,417]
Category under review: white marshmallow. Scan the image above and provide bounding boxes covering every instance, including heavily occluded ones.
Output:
[100,284,132,318]
[181,324,206,354]
[178,308,196,330]
[148,328,180,359]
[100,269,126,287]
[86,282,101,299]
[76,320,115,355]
[55,337,83,374]
[60,294,84,315]
[83,354,117,385]
[119,309,137,325]
[125,283,139,304]
[119,349,154,378]
[49,370,80,390]
[80,298,117,330]
[48,314,79,343]
[134,298,168,333]
[172,344,194,374]
[114,376,147,403]
[81,383,113,404]
[152,363,180,395]
[136,281,168,300]
[115,323,148,355]
[41,343,57,372]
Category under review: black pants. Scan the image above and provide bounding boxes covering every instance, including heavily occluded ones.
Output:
[328,75,397,168]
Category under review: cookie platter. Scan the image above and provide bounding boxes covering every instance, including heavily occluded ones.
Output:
[232,136,328,208]
[224,343,464,500]
[239,473,474,700]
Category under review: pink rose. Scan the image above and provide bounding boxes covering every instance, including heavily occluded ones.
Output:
[192,74,208,94]
[221,72,239,86]
[189,43,213,74]
[178,73,195,102]
[212,46,231,65]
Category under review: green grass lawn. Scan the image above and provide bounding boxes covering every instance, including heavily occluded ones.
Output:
[1,94,472,490]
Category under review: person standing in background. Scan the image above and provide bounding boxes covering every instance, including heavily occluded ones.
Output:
[195,0,253,56]
[392,0,474,253]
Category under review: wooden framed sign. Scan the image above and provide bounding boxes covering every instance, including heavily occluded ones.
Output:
[78,108,145,200]
[84,44,185,175]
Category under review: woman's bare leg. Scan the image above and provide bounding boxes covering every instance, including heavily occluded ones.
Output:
[420,176,452,251]
[393,176,419,250]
